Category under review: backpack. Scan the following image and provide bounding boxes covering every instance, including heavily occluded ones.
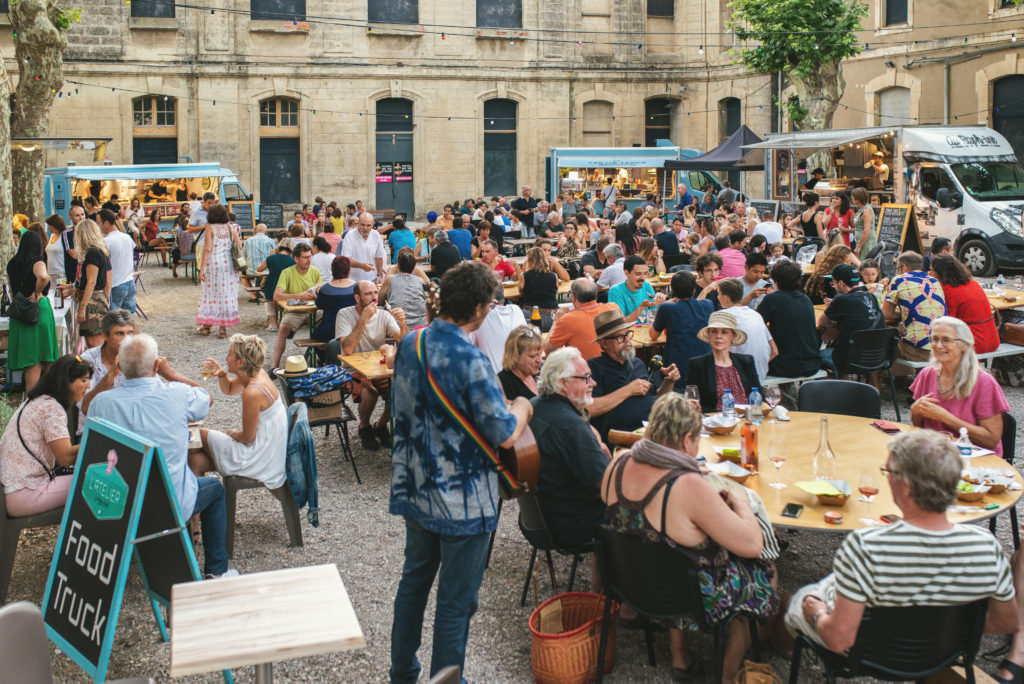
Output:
[285,364,353,399]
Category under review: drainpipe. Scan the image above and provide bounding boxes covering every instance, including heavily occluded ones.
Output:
[944,61,949,125]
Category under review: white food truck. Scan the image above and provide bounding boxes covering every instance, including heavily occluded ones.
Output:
[743,126,1024,275]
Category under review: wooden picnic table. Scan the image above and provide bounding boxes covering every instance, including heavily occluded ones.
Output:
[631,324,665,349]
[277,300,318,336]
[170,564,365,683]
[502,279,572,302]
[339,350,394,381]
[986,288,1024,312]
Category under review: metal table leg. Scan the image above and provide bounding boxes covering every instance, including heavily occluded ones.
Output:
[254,662,273,684]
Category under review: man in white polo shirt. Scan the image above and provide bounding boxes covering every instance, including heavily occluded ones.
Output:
[338,211,386,282]
[99,208,137,314]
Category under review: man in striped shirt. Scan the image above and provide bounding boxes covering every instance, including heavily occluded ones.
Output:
[783,430,1018,655]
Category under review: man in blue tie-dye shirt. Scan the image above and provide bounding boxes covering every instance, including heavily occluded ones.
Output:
[389,261,533,683]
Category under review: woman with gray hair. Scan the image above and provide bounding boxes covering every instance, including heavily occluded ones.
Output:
[189,334,287,488]
[910,316,1009,454]
[601,393,776,681]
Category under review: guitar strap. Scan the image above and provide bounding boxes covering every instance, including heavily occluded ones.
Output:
[414,328,521,492]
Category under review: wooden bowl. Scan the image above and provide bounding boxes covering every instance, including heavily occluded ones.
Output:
[987,483,1008,494]
[723,470,752,485]
[704,420,739,436]
[714,447,742,464]
[816,493,849,507]
[956,489,988,502]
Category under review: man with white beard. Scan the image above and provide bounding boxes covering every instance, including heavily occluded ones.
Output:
[525,347,612,591]
[585,309,680,443]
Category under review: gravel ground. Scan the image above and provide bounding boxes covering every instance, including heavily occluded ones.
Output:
[4,259,1019,682]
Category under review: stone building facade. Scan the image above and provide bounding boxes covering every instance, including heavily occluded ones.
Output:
[4,0,1022,216]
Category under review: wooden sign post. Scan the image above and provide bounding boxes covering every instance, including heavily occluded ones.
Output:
[874,203,923,254]
[41,418,229,683]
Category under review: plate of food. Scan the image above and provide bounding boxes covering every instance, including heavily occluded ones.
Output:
[711,444,742,463]
[956,480,991,502]
[703,415,740,435]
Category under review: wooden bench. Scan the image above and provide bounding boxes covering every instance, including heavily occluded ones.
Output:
[245,287,265,304]
[895,342,1024,370]
[762,369,828,386]
[371,209,397,225]
[294,338,326,365]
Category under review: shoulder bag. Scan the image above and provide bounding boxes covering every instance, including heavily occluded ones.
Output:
[16,399,55,482]
[231,231,247,272]
[9,283,39,325]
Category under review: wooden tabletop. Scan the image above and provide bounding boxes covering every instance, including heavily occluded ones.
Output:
[700,411,1022,531]
[169,564,365,676]
[631,324,665,349]
[278,301,317,314]
[339,350,394,381]
[502,279,572,301]
[986,288,1024,312]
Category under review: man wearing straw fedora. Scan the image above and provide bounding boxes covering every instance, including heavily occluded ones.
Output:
[587,309,680,442]
[389,261,533,683]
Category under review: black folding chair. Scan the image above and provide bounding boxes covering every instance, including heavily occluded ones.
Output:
[844,328,901,422]
[797,379,881,419]
[517,492,592,606]
[663,254,691,271]
[0,489,63,604]
[989,412,1019,549]
[594,525,758,683]
[789,600,989,684]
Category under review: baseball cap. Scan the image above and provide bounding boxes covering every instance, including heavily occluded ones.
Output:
[826,263,861,285]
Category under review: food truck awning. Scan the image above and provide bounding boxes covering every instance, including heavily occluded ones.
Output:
[45,162,236,181]
[741,127,894,151]
[664,125,765,171]
[554,154,677,168]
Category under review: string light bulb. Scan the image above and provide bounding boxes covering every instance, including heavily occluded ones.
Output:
[698,45,703,55]
[441,32,445,39]
[1013,33,1017,42]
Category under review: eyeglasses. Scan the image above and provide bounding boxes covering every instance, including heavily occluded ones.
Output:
[929,335,963,346]
[570,374,593,382]
[611,330,634,343]
[879,466,900,477]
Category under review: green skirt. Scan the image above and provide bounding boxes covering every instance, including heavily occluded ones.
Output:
[9,296,60,369]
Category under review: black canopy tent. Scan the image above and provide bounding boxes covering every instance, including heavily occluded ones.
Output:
[663,125,765,172]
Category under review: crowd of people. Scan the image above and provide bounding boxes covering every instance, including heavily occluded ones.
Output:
[4,183,1024,683]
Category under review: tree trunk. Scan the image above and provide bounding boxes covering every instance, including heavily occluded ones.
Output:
[793,59,845,175]
[10,0,67,222]
[0,57,13,273]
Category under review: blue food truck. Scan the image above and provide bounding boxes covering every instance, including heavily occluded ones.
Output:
[546,143,723,214]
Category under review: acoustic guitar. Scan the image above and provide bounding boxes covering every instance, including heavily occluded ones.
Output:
[497,425,540,499]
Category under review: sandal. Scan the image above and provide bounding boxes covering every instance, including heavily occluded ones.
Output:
[218,330,226,338]
[996,659,1024,684]
[670,660,703,682]
[198,326,211,335]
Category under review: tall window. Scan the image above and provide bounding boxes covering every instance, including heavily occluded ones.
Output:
[994,76,1024,163]
[582,100,613,147]
[647,0,673,17]
[719,98,742,188]
[484,99,517,196]
[131,0,174,18]
[368,0,418,24]
[645,98,672,147]
[885,0,907,25]
[259,97,300,204]
[477,0,521,27]
[132,96,177,164]
[251,0,305,21]
[877,87,912,126]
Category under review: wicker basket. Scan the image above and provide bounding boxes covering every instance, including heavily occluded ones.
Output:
[529,592,618,684]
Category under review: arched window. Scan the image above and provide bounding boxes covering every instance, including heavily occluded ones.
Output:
[645,97,672,147]
[582,100,613,147]
[484,99,517,196]
[877,87,912,126]
[258,97,300,204]
[994,76,1024,162]
[132,95,177,164]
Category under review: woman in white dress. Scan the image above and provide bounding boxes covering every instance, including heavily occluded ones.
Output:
[196,203,242,338]
[189,334,287,489]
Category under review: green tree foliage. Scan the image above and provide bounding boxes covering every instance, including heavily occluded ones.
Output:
[729,0,867,130]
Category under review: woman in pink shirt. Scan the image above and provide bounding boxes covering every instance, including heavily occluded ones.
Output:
[910,317,1009,455]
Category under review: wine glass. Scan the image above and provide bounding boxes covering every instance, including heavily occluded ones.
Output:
[768,436,787,489]
[858,471,880,526]
[684,385,700,405]
[200,360,216,382]
[763,386,782,421]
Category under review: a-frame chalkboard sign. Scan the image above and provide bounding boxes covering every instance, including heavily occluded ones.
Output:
[874,203,923,254]
[41,418,231,683]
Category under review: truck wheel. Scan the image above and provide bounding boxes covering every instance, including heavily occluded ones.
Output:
[959,239,996,277]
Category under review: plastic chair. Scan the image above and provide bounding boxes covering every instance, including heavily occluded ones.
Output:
[0,488,64,604]
[0,601,154,683]
[517,491,592,607]
[272,368,360,483]
[797,379,881,419]
[788,600,988,684]
[594,525,759,684]
[224,476,303,558]
[843,328,901,422]
[989,412,1019,549]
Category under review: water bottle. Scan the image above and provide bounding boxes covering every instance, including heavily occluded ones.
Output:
[998,273,1006,287]
[722,389,735,420]
[384,241,392,265]
[748,387,763,424]
[956,427,973,469]
[1015,275,1023,292]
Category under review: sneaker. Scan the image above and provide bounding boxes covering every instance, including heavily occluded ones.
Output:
[205,568,239,580]
[358,426,379,451]
[374,424,392,448]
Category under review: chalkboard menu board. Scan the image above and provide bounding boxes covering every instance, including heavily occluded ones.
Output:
[874,203,922,253]
[229,200,255,233]
[779,201,804,221]
[750,200,780,221]
[42,419,201,682]
[260,203,284,229]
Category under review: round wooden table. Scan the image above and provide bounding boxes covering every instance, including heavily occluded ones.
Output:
[698,411,1022,532]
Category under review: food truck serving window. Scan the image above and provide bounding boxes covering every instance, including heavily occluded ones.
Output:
[558,166,675,198]
[72,177,221,205]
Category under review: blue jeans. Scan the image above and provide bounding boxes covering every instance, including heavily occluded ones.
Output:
[390,517,490,684]
[109,280,137,313]
[192,476,228,576]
